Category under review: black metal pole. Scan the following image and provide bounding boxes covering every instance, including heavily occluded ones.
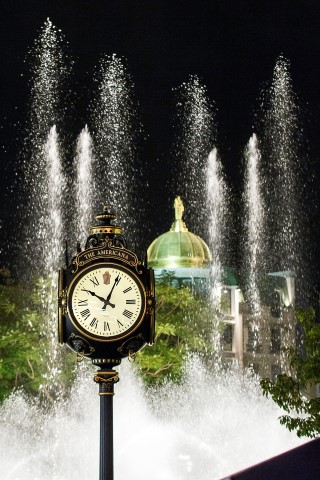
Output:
[94,368,120,480]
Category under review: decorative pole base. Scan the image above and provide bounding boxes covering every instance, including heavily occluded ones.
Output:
[93,361,121,480]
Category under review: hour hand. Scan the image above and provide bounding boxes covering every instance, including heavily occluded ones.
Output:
[81,289,107,304]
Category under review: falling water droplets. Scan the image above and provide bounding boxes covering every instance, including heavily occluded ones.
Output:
[173,76,216,238]
[22,18,70,275]
[20,19,69,398]
[90,54,141,247]
[41,126,67,398]
[0,362,305,480]
[259,55,302,276]
[206,148,229,306]
[45,126,66,273]
[28,18,70,147]
[74,125,95,248]
[242,133,264,316]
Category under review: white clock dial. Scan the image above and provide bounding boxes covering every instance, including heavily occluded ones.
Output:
[68,264,145,339]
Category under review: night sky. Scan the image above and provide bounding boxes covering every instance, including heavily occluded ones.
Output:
[1,0,320,275]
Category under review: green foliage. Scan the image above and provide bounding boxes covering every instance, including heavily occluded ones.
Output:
[261,307,320,438]
[0,278,76,403]
[0,280,47,401]
[135,274,218,385]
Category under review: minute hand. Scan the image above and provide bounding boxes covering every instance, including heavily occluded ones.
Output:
[102,275,121,310]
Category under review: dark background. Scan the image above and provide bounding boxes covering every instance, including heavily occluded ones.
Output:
[0,0,320,282]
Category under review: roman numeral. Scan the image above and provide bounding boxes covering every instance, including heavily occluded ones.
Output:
[104,321,110,331]
[123,287,132,294]
[89,276,99,287]
[90,318,98,328]
[123,309,133,319]
[117,320,124,327]
[80,309,90,320]
[126,299,136,304]
[78,299,88,306]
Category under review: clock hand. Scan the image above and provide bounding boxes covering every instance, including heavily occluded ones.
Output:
[81,289,106,303]
[102,275,121,310]
[106,275,121,301]
[81,289,115,308]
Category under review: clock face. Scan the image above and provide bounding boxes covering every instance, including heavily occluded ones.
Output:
[67,263,145,341]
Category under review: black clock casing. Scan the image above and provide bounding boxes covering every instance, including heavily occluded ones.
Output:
[58,206,155,365]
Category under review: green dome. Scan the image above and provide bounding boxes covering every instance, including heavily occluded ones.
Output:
[147,197,212,269]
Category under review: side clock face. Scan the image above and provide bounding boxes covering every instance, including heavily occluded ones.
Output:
[67,263,146,341]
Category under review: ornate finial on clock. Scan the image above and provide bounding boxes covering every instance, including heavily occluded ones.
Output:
[85,204,126,249]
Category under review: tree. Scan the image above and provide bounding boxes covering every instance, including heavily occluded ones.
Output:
[0,278,46,401]
[135,273,219,385]
[0,273,76,403]
[261,307,320,438]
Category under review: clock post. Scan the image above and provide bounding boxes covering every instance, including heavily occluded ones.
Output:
[58,205,155,480]
[93,363,120,480]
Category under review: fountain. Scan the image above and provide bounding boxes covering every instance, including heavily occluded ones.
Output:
[19,20,69,399]
[206,147,229,307]
[242,133,264,317]
[74,125,95,248]
[22,19,69,274]
[172,75,216,240]
[258,56,304,280]
[90,54,142,250]
[0,361,305,480]
[0,22,312,480]
[41,126,66,395]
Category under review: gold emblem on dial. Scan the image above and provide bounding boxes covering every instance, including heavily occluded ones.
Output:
[67,263,145,340]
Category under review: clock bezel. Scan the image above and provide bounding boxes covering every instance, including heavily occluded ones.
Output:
[66,262,146,342]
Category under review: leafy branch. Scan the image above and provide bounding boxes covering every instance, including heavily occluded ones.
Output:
[261,308,320,438]
[135,275,217,385]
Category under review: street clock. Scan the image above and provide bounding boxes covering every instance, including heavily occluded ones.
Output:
[58,205,155,367]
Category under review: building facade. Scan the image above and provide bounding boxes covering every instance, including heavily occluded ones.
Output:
[147,197,300,384]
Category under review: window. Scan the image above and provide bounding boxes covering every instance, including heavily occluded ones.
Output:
[221,324,233,351]
[270,326,281,354]
[246,326,261,353]
[221,289,231,315]
[270,291,281,318]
